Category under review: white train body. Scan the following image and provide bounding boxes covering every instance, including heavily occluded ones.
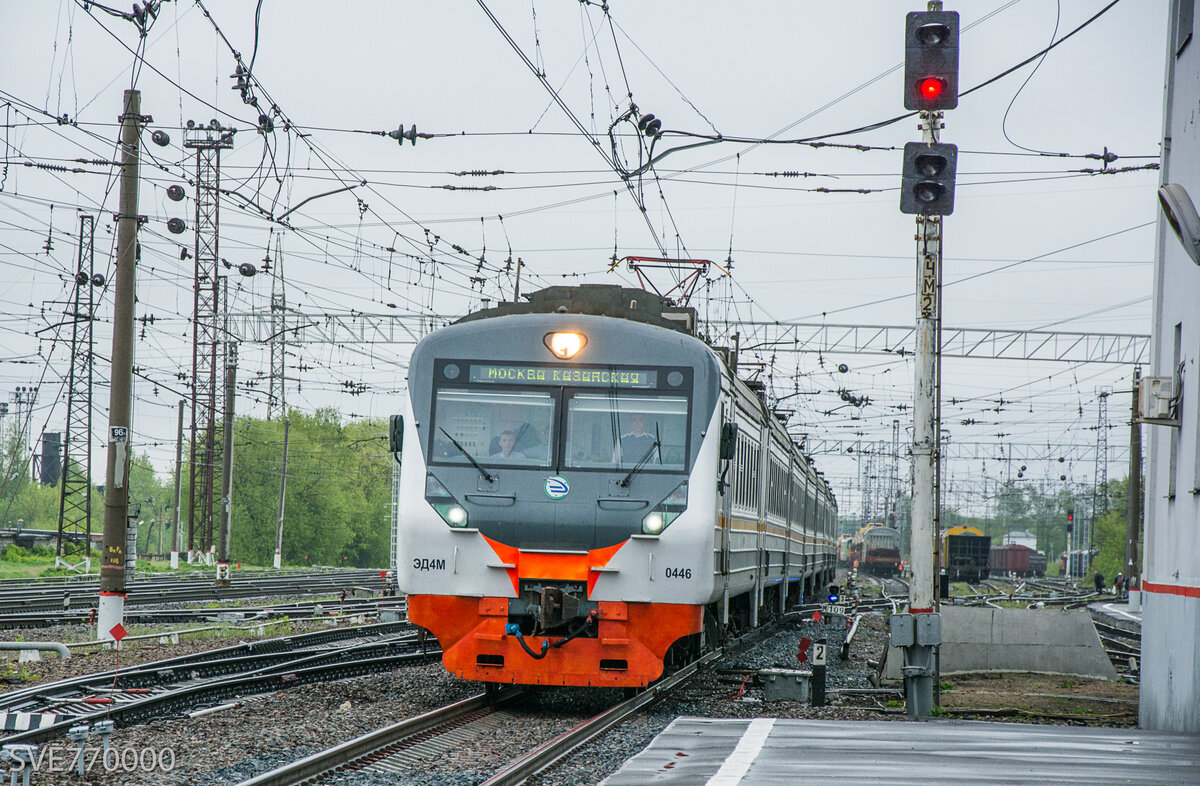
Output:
[394,286,836,687]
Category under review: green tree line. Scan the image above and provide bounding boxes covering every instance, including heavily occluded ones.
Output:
[0,409,394,569]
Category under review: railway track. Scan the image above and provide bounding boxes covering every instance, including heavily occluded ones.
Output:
[0,621,437,745]
[0,595,407,630]
[1091,618,1141,679]
[0,568,388,616]
[239,647,722,786]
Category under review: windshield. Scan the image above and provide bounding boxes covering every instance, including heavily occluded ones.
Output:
[430,388,555,468]
[564,393,688,470]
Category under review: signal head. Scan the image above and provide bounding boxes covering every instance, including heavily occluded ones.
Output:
[904,11,960,111]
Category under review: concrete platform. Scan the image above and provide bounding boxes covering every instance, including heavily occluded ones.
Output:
[1089,600,1143,627]
[882,606,1117,680]
[600,717,1200,785]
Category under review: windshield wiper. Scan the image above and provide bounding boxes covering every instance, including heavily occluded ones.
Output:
[618,438,661,488]
[439,427,495,483]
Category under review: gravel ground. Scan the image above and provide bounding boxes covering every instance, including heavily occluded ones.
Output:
[17,658,476,785]
[0,620,341,690]
[19,609,1111,785]
[527,611,916,786]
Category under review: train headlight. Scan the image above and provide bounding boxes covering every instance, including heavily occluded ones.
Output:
[641,481,688,535]
[425,474,469,528]
[544,331,587,359]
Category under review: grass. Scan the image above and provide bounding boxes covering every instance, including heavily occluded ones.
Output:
[0,553,295,580]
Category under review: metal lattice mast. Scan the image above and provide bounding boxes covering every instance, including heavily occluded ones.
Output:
[268,233,286,421]
[390,458,400,573]
[184,121,234,557]
[889,419,901,528]
[1091,389,1110,554]
[56,214,97,564]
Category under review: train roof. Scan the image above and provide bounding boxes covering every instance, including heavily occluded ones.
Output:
[454,284,698,335]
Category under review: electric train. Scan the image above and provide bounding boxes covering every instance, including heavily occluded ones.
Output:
[391,284,837,687]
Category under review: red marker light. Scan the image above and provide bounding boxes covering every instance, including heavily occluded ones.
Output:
[919,77,945,101]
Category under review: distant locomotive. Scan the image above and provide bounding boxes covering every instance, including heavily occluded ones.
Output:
[392,285,838,688]
[940,525,991,583]
[848,524,902,577]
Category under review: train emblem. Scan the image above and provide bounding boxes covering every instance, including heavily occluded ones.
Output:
[544,476,570,499]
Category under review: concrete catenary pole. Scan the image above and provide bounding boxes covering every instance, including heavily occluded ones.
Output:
[902,106,945,719]
[216,342,237,585]
[274,418,289,569]
[170,399,184,569]
[1126,366,1142,610]
[98,89,144,640]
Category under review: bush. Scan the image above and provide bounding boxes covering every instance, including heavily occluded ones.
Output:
[0,544,56,563]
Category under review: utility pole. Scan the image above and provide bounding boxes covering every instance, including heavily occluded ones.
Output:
[895,2,958,719]
[1126,367,1142,610]
[216,342,237,585]
[274,418,289,569]
[170,399,184,569]
[98,89,144,642]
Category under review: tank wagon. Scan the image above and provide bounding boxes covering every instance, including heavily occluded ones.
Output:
[392,285,837,688]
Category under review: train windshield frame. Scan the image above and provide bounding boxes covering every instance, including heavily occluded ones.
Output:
[427,359,694,475]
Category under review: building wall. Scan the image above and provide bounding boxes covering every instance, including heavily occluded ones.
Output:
[1142,0,1200,734]
[1001,530,1036,550]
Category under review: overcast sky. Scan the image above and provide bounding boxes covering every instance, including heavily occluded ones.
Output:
[0,1,1170,520]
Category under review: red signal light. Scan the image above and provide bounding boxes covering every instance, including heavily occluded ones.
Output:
[919,77,946,101]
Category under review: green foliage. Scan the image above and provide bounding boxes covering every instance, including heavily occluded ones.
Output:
[0,408,393,571]
[223,409,391,568]
[0,544,55,562]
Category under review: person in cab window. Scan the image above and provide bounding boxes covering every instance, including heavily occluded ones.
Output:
[495,430,526,459]
[620,413,657,462]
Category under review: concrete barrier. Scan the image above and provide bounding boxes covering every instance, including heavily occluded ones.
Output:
[883,606,1117,681]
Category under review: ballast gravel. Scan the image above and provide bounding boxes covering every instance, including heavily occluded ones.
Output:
[6,610,908,786]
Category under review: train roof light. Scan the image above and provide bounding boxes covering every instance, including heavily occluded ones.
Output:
[544,331,587,359]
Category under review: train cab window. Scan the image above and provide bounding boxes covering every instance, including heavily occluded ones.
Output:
[564,393,688,471]
[429,388,555,468]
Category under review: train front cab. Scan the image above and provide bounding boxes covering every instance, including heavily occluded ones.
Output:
[397,313,719,688]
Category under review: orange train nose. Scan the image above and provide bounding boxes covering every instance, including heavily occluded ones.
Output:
[407,595,703,687]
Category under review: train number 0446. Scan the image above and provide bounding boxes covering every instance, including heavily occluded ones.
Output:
[664,567,692,579]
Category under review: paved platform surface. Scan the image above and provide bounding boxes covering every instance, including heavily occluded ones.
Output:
[600,717,1200,785]
[1089,600,1143,627]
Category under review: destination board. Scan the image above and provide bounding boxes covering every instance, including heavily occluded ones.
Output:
[469,364,658,388]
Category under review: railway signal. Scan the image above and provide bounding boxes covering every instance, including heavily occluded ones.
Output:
[900,141,958,215]
[827,584,841,604]
[1067,509,1075,534]
[904,9,959,110]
